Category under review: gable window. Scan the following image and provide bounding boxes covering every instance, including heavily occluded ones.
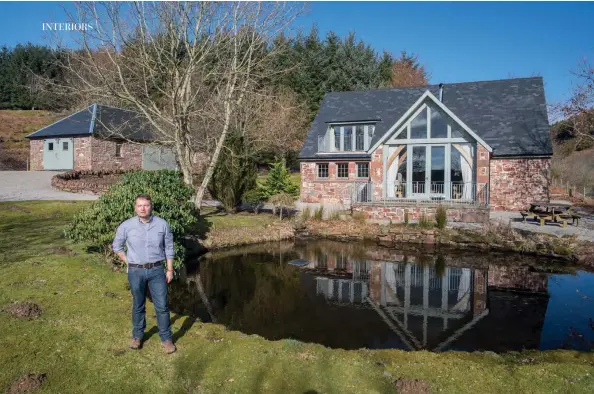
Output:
[317,163,329,178]
[430,108,448,138]
[357,162,369,178]
[343,127,353,151]
[334,127,341,150]
[337,163,349,178]
[48,142,54,151]
[410,109,428,139]
[384,102,478,200]
[115,142,123,158]
[320,123,377,153]
[355,125,365,150]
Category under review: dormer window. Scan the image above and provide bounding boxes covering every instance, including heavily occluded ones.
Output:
[318,123,376,153]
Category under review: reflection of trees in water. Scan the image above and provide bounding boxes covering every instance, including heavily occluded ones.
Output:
[199,256,311,338]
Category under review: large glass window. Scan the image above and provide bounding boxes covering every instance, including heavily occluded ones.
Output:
[431,146,445,193]
[430,108,448,138]
[411,109,428,139]
[412,146,426,193]
[395,146,407,197]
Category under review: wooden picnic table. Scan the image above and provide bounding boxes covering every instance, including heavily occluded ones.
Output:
[522,201,578,227]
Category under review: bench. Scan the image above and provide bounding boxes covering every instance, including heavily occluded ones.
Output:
[557,214,572,228]
[519,211,530,223]
[571,214,582,226]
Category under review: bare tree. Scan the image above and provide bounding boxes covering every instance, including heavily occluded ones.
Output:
[47,2,300,209]
[237,86,308,158]
[554,56,594,148]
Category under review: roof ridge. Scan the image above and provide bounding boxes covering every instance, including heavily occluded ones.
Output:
[326,76,543,95]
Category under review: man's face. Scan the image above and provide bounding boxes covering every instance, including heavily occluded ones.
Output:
[134,198,152,218]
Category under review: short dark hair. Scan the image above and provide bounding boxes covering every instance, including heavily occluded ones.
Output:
[134,194,152,204]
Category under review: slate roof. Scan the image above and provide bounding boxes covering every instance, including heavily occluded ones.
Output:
[299,77,552,159]
[26,104,156,141]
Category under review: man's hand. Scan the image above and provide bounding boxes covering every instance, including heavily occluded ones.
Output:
[166,270,174,284]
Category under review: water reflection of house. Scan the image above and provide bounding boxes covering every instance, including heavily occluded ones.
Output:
[302,249,549,352]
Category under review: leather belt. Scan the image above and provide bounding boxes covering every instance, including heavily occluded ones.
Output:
[128,261,162,269]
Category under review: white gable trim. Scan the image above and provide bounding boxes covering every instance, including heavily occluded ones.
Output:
[368,90,493,153]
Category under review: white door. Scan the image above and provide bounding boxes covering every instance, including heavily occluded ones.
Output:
[43,138,74,170]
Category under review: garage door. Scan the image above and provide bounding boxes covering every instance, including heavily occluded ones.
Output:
[43,138,74,170]
[142,145,178,170]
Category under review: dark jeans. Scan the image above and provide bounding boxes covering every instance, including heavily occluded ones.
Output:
[128,266,172,342]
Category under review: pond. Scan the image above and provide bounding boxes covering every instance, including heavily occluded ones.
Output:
[168,240,594,352]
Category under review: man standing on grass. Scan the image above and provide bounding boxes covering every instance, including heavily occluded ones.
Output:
[112,193,177,354]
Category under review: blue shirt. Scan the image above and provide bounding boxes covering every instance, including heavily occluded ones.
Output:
[112,215,175,264]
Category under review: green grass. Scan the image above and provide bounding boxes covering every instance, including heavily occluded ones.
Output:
[2,201,594,393]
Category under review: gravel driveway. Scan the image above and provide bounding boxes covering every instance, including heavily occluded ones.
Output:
[0,171,98,202]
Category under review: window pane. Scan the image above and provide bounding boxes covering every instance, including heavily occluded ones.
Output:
[62,141,68,151]
[334,127,341,150]
[395,146,407,198]
[317,163,328,178]
[344,126,353,151]
[430,107,448,138]
[395,126,406,139]
[410,109,427,139]
[412,146,426,193]
[357,163,369,178]
[337,163,348,178]
[452,127,470,140]
[431,146,445,193]
[48,142,54,151]
[451,144,474,199]
[355,125,365,150]
[368,124,375,138]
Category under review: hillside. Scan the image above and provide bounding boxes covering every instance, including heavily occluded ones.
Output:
[0,110,62,170]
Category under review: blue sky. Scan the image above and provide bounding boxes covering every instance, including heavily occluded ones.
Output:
[1,1,593,108]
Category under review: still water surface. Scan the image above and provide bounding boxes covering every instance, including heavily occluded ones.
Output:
[169,240,594,352]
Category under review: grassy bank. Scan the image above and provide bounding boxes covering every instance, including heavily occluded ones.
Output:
[1,201,594,393]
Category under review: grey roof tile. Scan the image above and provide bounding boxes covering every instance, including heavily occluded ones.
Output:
[26,104,158,141]
[299,77,552,158]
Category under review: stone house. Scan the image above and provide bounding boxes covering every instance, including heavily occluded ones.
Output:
[26,104,178,172]
[298,77,552,222]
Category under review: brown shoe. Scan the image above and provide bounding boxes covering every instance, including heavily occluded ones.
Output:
[129,338,142,349]
[162,340,176,354]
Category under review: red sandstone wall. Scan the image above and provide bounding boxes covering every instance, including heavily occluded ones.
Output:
[90,137,142,171]
[489,158,550,211]
[29,139,44,170]
[300,161,370,205]
[352,204,489,224]
[74,137,92,170]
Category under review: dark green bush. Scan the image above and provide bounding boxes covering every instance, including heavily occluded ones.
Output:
[260,158,299,199]
[243,188,265,214]
[436,205,447,229]
[65,170,197,269]
[208,130,258,212]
